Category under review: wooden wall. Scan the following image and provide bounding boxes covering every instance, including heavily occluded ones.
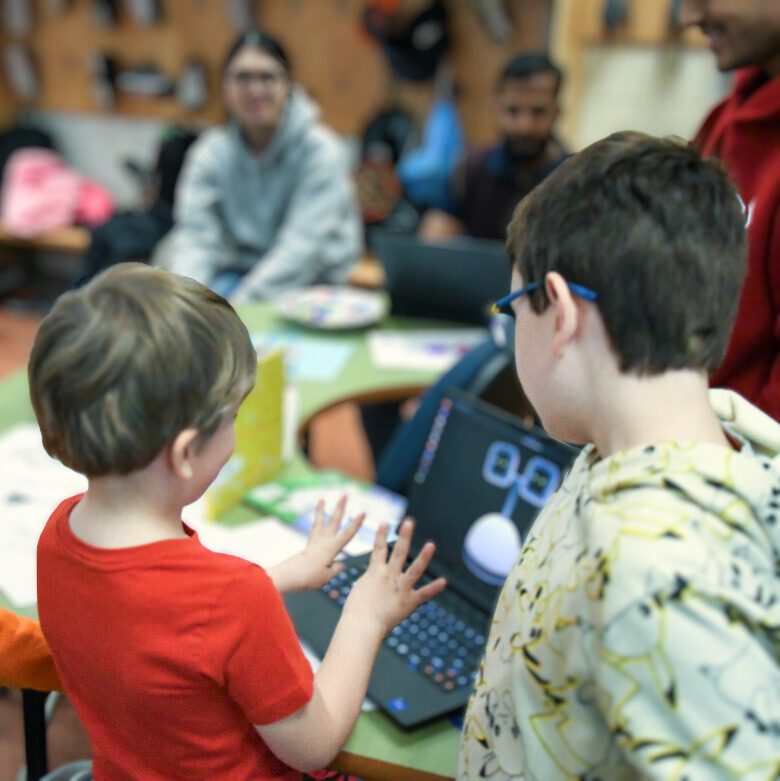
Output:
[0,0,552,144]
[551,0,709,148]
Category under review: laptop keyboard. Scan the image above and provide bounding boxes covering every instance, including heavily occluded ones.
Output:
[322,563,488,693]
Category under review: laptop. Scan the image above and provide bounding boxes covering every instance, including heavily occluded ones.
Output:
[283,389,578,728]
[369,232,511,324]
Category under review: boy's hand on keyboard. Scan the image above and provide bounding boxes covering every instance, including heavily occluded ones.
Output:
[268,496,365,593]
[344,519,447,634]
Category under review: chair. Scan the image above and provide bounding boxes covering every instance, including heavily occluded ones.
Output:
[19,691,91,781]
[21,690,47,781]
[375,317,535,494]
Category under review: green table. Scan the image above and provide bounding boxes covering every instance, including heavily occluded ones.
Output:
[1,302,472,780]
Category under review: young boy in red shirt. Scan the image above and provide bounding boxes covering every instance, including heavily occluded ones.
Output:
[31,263,445,780]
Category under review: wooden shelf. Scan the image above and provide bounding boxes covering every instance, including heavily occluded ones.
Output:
[0,0,552,145]
[0,224,91,254]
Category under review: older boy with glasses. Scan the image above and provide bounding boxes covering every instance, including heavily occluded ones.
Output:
[459,132,780,780]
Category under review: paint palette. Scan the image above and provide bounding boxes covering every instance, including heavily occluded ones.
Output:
[275,285,389,330]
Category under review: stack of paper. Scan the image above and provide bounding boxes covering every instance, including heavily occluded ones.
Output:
[367,328,487,372]
[0,424,87,606]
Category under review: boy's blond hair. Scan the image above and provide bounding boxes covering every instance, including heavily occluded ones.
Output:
[29,263,257,477]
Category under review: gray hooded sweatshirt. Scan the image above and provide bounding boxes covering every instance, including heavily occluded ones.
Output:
[168,87,363,301]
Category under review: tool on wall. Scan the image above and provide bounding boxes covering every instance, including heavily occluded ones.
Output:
[1,0,33,35]
[123,0,163,26]
[471,0,513,44]
[603,0,629,30]
[669,0,683,30]
[92,0,118,27]
[225,0,254,31]
[88,52,118,110]
[115,64,175,97]
[362,0,450,82]
[2,43,39,101]
[176,59,209,112]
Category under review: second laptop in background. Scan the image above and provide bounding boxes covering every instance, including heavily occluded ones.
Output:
[370,231,511,324]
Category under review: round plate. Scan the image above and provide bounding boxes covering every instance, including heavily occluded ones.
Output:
[275,285,389,330]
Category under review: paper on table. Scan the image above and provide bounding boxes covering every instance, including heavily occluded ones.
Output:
[367,328,487,372]
[252,328,357,383]
[246,473,407,557]
[185,515,309,569]
[0,424,88,606]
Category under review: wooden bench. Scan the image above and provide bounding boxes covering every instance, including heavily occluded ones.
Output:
[0,223,91,254]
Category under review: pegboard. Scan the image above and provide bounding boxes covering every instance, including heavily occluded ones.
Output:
[0,0,551,144]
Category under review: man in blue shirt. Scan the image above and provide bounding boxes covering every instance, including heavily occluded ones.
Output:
[420,52,567,241]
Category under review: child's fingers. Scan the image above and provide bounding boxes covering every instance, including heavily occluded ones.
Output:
[414,577,447,604]
[309,499,326,538]
[337,512,365,547]
[402,540,436,585]
[329,561,346,577]
[325,495,348,532]
[388,518,414,571]
[368,523,389,567]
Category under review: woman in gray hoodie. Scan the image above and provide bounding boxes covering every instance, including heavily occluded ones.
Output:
[168,30,363,302]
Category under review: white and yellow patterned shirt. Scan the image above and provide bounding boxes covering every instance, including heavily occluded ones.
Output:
[458,391,780,780]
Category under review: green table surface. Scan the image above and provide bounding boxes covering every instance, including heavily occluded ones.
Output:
[1,302,475,778]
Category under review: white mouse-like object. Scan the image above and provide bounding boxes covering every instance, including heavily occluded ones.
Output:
[462,512,522,587]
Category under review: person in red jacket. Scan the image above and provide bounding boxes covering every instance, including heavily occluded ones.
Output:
[682,0,780,419]
[0,608,61,691]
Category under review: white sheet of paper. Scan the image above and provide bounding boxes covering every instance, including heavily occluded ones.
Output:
[0,424,88,606]
[186,515,309,569]
[367,328,487,372]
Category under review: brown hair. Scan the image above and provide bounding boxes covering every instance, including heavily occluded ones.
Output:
[507,132,747,375]
[29,263,257,477]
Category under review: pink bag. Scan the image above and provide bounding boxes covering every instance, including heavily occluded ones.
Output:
[76,180,114,228]
[0,148,114,237]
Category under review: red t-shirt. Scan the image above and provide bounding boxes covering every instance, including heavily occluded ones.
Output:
[694,68,780,420]
[37,495,313,781]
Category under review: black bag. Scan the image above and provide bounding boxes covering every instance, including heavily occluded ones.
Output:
[79,127,198,282]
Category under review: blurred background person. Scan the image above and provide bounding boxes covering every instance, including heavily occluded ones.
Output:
[419,52,567,242]
[684,0,780,420]
[166,29,363,303]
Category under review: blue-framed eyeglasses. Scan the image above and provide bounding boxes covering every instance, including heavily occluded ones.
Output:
[492,281,598,318]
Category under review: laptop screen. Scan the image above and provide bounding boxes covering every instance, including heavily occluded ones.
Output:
[370,232,510,324]
[406,389,578,612]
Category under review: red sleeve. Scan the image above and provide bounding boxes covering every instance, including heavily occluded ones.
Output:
[207,565,313,726]
[756,202,780,420]
[0,608,62,691]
